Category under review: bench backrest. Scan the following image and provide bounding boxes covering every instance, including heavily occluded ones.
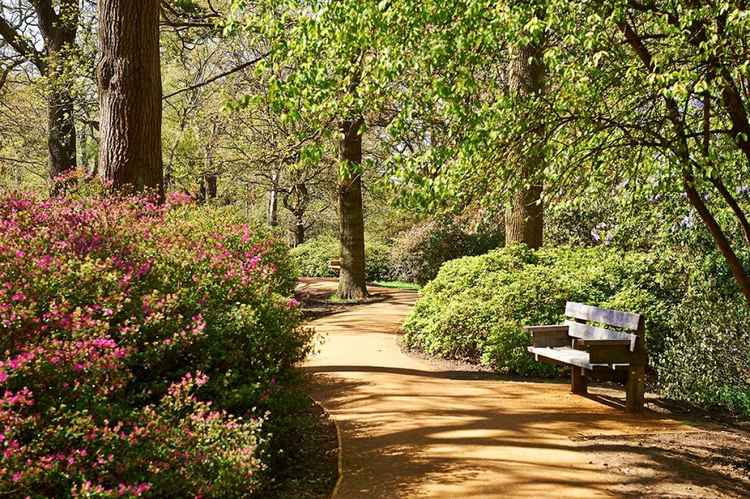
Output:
[564,302,643,352]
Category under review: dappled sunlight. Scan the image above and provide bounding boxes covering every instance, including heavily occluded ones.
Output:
[304,280,743,498]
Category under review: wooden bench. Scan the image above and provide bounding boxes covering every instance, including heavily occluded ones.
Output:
[525,302,647,412]
[328,258,341,274]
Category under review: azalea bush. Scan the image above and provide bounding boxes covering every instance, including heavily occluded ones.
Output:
[0,190,311,496]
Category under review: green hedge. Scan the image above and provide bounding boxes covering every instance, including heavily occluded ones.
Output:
[657,287,750,415]
[403,245,682,377]
[290,236,392,281]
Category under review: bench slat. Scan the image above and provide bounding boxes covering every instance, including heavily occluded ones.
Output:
[565,302,641,331]
[564,321,636,351]
[528,346,592,370]
[525,325,569,348]
[528,346,633,370]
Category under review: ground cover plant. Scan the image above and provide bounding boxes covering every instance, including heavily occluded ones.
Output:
[0,189,312,496]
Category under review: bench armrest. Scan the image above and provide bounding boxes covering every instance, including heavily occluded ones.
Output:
[524,325,570,348]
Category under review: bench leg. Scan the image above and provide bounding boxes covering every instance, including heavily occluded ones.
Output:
[625,362,645,412]
[571,367,588,395]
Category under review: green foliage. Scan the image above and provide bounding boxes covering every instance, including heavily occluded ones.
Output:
[290,235,392,281]
[657,289,750,416]
[403,245,683,376]
[388,217,503,285]
[290,235,339,278]
[365,239,392,282]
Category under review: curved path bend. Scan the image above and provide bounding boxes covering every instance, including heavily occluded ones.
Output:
[301,280,706,498]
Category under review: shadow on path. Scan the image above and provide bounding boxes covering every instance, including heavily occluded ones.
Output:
[303,280,749,498]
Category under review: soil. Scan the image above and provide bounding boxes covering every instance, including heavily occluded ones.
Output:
[301,279,750,498]
[263,395,340,499]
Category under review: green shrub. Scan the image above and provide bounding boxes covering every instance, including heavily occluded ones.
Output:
[365,240,392,281]
[290,235,394,281]
[290,235,338,278]
[656,288,750,416]
[403,245,683,376]
[388,217,503,285]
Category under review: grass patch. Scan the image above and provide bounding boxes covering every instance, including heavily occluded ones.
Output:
[371,280,421,290]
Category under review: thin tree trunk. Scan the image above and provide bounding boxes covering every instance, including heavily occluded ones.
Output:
[337,118,368,300]
[711,177,750,246]
[684,172,750,304]
[702,88,750,245]
[97,0,163,197]
[504,41,545,249]
[620,20,750,305]
[267,173,279,227]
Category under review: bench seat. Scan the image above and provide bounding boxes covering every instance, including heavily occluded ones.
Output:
[528,346,631,370]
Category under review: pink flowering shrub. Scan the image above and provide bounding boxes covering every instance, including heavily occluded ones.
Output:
[0,191,310,496]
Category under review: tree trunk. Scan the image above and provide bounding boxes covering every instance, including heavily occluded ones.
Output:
[46,87,77,181]
[337,118,368,300]
[505,184,543,248]
[204,173,217,200]
[39,3,79,184]
[683,173,750,305]
[293,219,305,247]
[504,41,545,249]
[267,191,279,226]
[267,169,280,226]
[97,0,163,197]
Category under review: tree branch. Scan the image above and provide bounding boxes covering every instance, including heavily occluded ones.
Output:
[162,52,269,100]
[0,15,46,71]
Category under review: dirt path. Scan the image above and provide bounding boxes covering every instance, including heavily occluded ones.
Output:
[301,280,748,498]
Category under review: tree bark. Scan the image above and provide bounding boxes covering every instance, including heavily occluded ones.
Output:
[204,173,218,200]
[46,37,77,181]
[267,169,280,226]
[293,220,305,247]
[97,0,163,197]
[683,173,750,304]
[504,41,545,249]
[22,0,79,182]
[337,118,368,300]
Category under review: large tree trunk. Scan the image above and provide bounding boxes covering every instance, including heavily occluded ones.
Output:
[38,2,79,183]
[46,85,77,180]
[504,41,545,249]
[337,118,368,300]
[97,0,163,196]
